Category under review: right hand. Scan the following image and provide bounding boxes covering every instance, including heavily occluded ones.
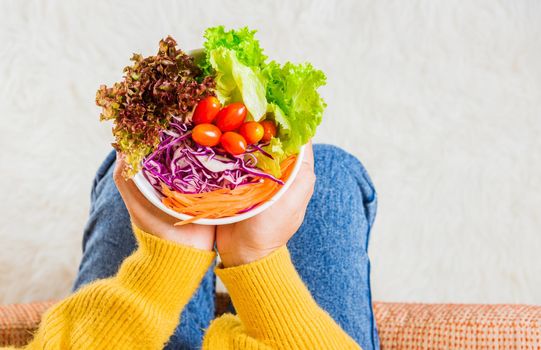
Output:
[114,154,216,251]
[216,142,316,267]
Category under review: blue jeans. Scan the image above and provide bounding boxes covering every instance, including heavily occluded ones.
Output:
[73,144,380,350]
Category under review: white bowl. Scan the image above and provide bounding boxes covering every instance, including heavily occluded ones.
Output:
[132,48,304,225]
[133,145,305,225]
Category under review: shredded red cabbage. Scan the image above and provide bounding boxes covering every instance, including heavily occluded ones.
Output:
[142,123,283,195]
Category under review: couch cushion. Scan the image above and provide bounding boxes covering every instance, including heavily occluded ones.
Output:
[374,302,541,349]
[0,301,56,347]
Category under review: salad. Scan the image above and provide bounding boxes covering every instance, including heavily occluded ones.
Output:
[96,26,326,224]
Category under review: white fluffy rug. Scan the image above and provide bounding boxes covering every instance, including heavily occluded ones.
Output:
[1,0,540,305]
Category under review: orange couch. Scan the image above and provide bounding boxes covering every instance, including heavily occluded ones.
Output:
[1,295,540,349]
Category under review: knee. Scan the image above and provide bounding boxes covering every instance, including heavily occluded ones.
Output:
[92,162,126,216]
[313,144,376,197]
[312,144,377,226]
[91,151,117,201]
[87,156,131,243]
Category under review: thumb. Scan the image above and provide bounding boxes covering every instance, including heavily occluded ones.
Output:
[113,153,146,210]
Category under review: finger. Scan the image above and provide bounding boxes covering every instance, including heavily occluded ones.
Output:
[113,153,148,207]
[302,141,314,171]
[296,142,316,202]
[277,142,316,207]
[293,141,315,192]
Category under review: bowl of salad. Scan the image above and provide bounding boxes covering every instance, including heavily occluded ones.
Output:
[96,26,326,225]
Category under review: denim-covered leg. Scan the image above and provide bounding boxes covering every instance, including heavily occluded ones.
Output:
[72,150,215,350]
[287,144,380,350]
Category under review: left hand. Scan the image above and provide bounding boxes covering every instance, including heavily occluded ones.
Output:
[114,153,216,251]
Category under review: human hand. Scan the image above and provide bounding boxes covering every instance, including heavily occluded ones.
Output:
[216,142,315,267]
[114,154,216,251]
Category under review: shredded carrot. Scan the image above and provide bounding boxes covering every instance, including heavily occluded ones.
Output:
[162,155,297,225]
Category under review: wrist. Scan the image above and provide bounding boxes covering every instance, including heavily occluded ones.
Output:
[132,222,214,251]
[159,230,212,251]
[220,245,281,267]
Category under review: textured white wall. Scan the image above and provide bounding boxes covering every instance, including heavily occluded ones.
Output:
[0,0,540,305]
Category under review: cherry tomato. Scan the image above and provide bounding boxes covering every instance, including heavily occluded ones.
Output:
[192,96,221,125]
[215,103,247,132]
[220,132,247,155]
[260,120,277,142]
[239,122,264,145]
[191,123,222,147]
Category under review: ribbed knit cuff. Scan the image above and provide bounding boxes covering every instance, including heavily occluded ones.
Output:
[117,225,216,310]
[216,246,326,343]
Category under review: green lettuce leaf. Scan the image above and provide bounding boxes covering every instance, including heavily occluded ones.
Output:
[254,137,286,178]
[201,26,267,75]
[208,47,267,120]
[267,102,290,137]
[263,61,327,155]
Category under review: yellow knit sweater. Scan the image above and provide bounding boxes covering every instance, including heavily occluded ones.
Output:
[4,226,360,349]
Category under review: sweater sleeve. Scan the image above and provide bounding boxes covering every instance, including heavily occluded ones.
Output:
[203,246,361,350]
[18,225,215,350]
